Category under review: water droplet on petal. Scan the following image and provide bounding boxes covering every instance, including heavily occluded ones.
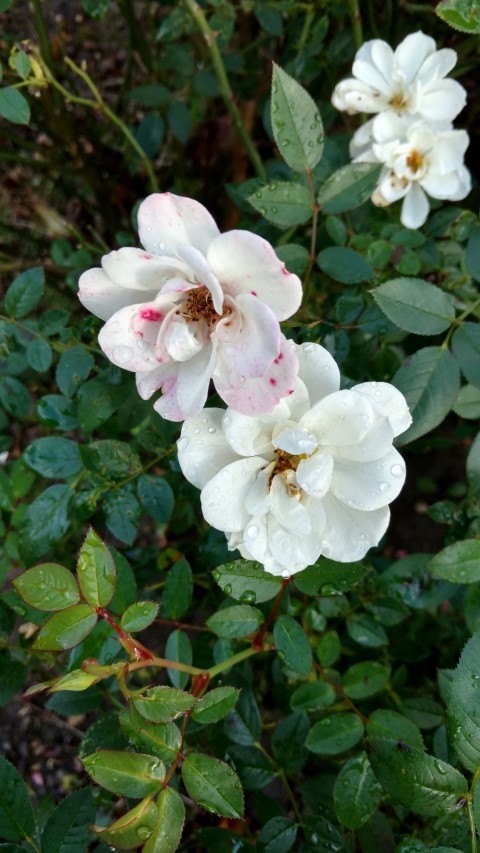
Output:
[246,524,259,540]
[282,569,290,579]
[208,426,216,434]
[390,463,404,477]
[379,482,390,493]
[113,345,133,364]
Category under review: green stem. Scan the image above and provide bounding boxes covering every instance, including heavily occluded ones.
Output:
[208,645,262,678]
[31,0,53,66]
[347,0,363,51]
[441,297,480,351]
[182,0,266,179]
[296,5,315,60]
[278,768,303,824]
[118,0,153,71]
[468,798,478,853]
[63,57,159,193]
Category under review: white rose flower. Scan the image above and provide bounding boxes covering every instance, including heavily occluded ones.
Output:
[177,343,411,577]
[332,31,466,125]
[78,193,302,421]
[369,120,471,228]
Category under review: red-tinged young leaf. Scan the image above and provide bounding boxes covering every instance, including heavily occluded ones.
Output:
[182,753,244,819]
[82,751,165,798]
[32,604,97,651]
[13,563,80,611]
[48,670,100,693]
[143,788,185,853]
[92,797,159,849]
[77,527,116,608]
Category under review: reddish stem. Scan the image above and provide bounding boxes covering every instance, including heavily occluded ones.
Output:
[252,578,291,650]
[96,608,154,661]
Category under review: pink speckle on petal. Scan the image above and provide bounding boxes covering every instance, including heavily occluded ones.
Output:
[281,266,290,276]
[140,308,163,322]
[250,290,257,296]
[142,253,153,260]
[288,389,294,395]
[273,352,284,364]
[269,378,277,386]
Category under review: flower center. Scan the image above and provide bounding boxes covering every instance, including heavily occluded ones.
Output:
[180,286,221,323]
[389,89,409,111]
[406,149,424,174]
[270,449,307,496]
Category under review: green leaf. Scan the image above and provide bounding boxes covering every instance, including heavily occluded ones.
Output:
[371,278,454,335]
[0,755,35,841]
[121,600,159,633]
[273,615,312,674]
[248,181,312,226]
[429,539,480,583]
[76,376,126,432]
[41,786,94,853]
[465,225,480,281]
[452,323,480,387]
[93,797,159,850]
[306,713,364,755]
[468,431,480,496]
[223,688,261,745]
[192,687,239,724]
[227,744,276,791]
[165,629,192,689]
[212,559,282,603]
[56,345,94,398]
[368,737,468,816]
[26,339,52,373]
[294,558,365,595]
[182,753,244,818]
[37,395,78,431]
[167,100,191,144]
[81,439,142,481]
[290,679,335,712]
[333,752,381,830]
[447,629,480,771]
[207,605,263,639]
[13,563,79,611]
[0,87,30,124]
[316,630,341,666]
[110,548,137,614]
[436,0,480,32]
[275,243,310,276]
[127,84,170,107]
[49,670,100,693]
[137,474,174,523]
[271,712,309,774]
[0,469,12,511]
[399,698,444,730]
[317,247,374,284]
[317,163,381,213]
[124,706,181,762]
[143,788,185,853]
[103,486,141,545]
[82,0,110,18]
[0,377,30,418]
[82,751,165,798]
[133,686,196,723]
[393,346,460,445]
[0,654,27,707]
[271,63,324,172]
[32,603,97,651]
[453,383,480,419]
[346,614,387,647]
[367,710,424,750]
[24,437,82,479]
[257,817,297,853]
[343,661,391,699]
[162,558,193,619]
[20,485,72,561]
[77,527,116,608]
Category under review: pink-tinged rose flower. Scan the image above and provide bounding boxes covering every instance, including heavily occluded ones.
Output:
[78,193,302,421]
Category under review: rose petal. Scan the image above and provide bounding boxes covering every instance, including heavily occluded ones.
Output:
[270,475,312,535]
[214,334,298,416]
[394,31,435,84]
[400,183,429,229]
[175,340,218,417]
[201,457,266,532]
[245,464,274,516]
[295,342,341,406]
[222,408,284,458]
[175,244,224,314]
[217,293,281,380]
[300,389,375,446]
[178,409,240,489]
[330,447,406,511]
[78,267,158,322]
[321,495,390,562]
[352,382,412,437]
[296,451,334,498]
[98,305,157,371]
[163,316,205,362]
[207,231,302,321]
[102,247,189,289]
[272,421,318,456]
[138,193,220,257]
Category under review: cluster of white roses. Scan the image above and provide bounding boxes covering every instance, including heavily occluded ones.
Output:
[79,192,411,576]
[332,31,471,228]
